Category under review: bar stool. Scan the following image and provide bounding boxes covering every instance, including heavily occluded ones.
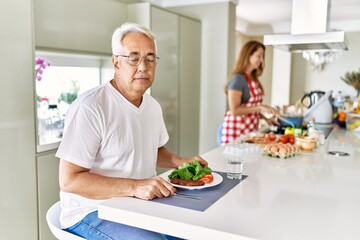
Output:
[46,201,85,240]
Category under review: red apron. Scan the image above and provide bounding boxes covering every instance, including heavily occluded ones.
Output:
[221,74,263,145]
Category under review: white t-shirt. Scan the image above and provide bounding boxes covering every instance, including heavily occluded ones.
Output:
[56,81,169,228]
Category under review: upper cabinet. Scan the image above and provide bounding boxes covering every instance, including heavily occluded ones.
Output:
[128,3,201,156]
[33,0,127,54]
[151,7,181,155]
[178,16,201,157]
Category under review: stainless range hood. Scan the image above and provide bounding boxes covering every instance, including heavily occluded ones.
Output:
[264,0,348,52]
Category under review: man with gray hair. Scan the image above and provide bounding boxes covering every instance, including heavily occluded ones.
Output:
[56,22,207,239]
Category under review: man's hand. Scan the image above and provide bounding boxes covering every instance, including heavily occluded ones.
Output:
[183,155,208,167]
[132,177,176,200]
[157,146,208,169]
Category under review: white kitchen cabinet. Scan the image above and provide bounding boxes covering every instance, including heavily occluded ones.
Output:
[36,151,60,240]
[0,0,38,239]
[151,7,180,155]
[178,16,201,157]
[128,3,201,157]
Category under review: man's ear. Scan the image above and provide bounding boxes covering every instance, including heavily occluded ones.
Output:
[112,55,119,69]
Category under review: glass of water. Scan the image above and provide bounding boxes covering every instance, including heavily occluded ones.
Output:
[226,155,243,179]
[223,143,260,180]
[223,144,244,179]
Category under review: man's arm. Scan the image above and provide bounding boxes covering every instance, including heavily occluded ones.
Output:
[59,159,175,200]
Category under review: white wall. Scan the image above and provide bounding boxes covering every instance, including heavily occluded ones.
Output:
[271,48,291,106]
[0,0,38,239]
[169,2,236,153]
[34,0,127,53]
[290,31,360,103]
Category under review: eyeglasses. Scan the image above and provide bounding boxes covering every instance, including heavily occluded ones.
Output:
[115,53,159,67]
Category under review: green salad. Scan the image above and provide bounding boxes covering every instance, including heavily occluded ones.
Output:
[168,160,212,180]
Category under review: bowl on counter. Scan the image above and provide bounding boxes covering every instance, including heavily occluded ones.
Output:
[278,114,304,128]
[346,113,360,131]
[295,136,316,151]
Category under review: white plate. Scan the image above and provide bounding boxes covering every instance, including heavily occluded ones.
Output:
[168,172,223,190]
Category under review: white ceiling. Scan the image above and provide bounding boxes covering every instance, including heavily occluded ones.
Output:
[237,0,360,24]
[236,0,360,35]
[144,0,360,35]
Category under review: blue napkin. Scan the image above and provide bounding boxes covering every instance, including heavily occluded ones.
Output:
[152,171,247,211]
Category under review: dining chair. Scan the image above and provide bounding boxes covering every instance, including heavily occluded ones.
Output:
[46,201,86,240]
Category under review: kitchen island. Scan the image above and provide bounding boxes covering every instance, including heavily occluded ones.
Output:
[98,128,360,240]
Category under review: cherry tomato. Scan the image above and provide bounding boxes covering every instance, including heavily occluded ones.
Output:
[267,133,276,141]
[279,135,289,144]
[288,136,295,144]
[286,134,292,141]
[200,174,214,184]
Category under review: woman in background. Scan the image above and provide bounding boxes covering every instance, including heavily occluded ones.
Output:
[220,40,278,145]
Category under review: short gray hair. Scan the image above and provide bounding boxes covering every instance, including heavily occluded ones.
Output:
[111,22,157,55]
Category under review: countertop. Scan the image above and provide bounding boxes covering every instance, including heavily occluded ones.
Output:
[98,128,360,240]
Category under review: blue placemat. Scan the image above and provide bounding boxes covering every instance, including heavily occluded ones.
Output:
[152,171,247,211]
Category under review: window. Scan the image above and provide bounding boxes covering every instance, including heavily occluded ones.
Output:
[35,51,113,152]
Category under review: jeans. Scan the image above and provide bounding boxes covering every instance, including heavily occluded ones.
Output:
[65,211,183,240]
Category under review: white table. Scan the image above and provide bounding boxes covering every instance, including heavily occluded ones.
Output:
[98,128,360,240]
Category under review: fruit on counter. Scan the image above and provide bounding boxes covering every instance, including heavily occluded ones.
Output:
[265,132,277,141]
[332,112,338,120]
[294,128,302,137]
[263,142,300,159]
[279,134,295,144]
[279,135,288,144]
[284,127,295,136]
[338,111,347,122]
[289,135,295,144]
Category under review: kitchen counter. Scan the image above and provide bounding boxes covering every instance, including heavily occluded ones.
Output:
[98,128,360,240]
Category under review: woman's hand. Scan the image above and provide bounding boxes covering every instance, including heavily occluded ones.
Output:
[264,116,280,126]
[260,105,280,125]
[260,105,276,115]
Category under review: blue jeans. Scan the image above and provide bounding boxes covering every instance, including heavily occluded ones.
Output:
[65,211,182,240]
